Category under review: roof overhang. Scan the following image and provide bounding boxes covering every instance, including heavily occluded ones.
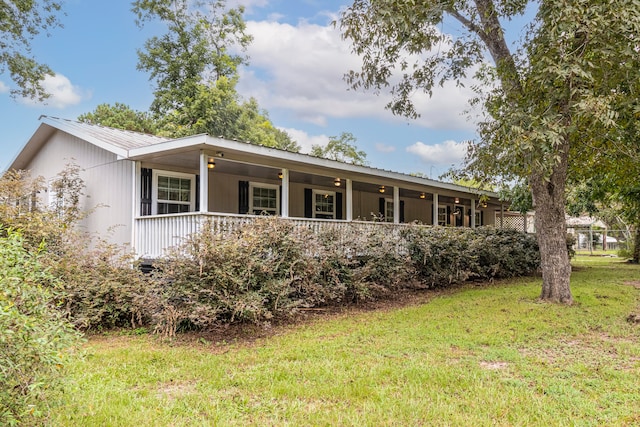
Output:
[128,135,500,200]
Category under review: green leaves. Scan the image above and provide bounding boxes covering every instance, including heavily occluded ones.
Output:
[310,132,368,165]
[133,0,252,116]
[0,0,63,100]
[0,229,80,425]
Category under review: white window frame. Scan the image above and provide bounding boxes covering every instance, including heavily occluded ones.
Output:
[475,211,483,227]
[152,170,196,215]
[312,189,336,219]
[249,182,280,216]
[384,198,394,223]
[48,178,64,212]
[437,206,447,226]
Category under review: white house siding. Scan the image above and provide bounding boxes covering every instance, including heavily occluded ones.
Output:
[24,130,134,249]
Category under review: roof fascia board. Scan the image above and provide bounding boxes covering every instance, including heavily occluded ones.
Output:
[129,135,498,199]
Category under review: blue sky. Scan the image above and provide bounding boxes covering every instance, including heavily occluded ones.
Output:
[1,0,527,176]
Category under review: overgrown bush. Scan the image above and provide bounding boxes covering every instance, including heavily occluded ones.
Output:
[46,234,150,331]
[149,217,324,336]
[402,226,540,287]
[149,219,541,335]
[0,229,81,425]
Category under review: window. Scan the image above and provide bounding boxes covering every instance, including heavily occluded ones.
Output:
[438,206,447,226]
[313,190,335,219]
[384,198,394,222]
[475,211,483,226]
[249,183,279,215]
[152,171,195,214]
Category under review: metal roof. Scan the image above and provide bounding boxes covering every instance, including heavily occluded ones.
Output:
[41,116,169,151]
[9,116,500,200]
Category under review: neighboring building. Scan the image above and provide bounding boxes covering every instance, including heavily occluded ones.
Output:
[8,116,513,259]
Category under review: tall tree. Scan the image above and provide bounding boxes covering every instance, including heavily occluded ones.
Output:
[155,76,300,151]
[340,0,640,304]
[132,0,298,151]
[310,132,368,165]
[132,0,252,116]
[0,0,64,100]
[78,103,158,134]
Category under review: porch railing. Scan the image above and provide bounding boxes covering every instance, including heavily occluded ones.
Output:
[134,212,415,259]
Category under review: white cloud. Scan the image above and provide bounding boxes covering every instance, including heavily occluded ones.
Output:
[227,0,269,14]
[278,126,329,153]
[406,140,468,167]
[19,73,87,108]
[375,142,396,153]
[0,81,8,94]
[239,19,477,131]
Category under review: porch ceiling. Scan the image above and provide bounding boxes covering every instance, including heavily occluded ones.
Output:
[137,147,498,206]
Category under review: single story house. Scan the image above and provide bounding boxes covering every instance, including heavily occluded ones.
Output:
[7,116,514,259]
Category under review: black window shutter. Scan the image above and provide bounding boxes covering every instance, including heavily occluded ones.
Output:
[140,168,152,216]
[239,181,249,214]
[304,188,313,218]
[279,185,282,215]
[480,211,484,226]
[379,197,385,217]
[335,191,343,220]
[400,200,405,223]
[446,205,451,225]
[195,174,200,212]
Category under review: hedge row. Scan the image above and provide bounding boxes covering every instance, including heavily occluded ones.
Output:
[51,217,541,336]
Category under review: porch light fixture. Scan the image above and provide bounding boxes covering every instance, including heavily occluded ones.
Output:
[454,197,460,204]
[207,157,215,169]
[378,185,385,194]
[334,178,341,187]
[480,201,488,208]
[278,171,283,179]
[419,192,426,199]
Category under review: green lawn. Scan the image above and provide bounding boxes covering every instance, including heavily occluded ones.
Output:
[47,256,640,426]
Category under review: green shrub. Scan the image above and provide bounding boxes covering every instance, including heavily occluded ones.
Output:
[403,226,540,287]
[149,217,323,336]
[0,229,81,425]
[47,234,150,331]
[149,220,543,336]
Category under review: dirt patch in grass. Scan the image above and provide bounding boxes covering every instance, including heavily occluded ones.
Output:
[480,361,509,370]
[156,380,197,401]
[624,280,640,289]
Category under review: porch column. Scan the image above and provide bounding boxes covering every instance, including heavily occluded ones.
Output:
[346,178,353,221]
[393,186,400,224]
[500,203,504,228]
[471,198,476,228]
[281,168,289,218]
[433,193,439,226]
[199,150,209,213]
[132,161,141,255]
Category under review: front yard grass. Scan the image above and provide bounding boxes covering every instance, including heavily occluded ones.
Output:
[48,256,640,426]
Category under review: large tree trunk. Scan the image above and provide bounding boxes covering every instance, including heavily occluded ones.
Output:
[530,139,573,304]
[632,226,640,264]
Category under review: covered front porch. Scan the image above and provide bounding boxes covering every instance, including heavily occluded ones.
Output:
[128,136,508,259]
